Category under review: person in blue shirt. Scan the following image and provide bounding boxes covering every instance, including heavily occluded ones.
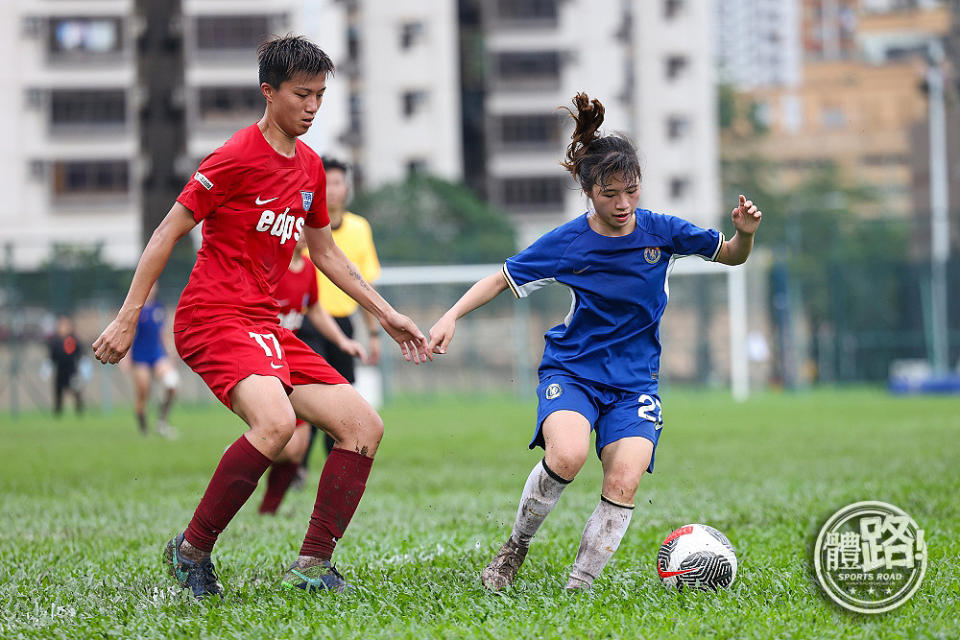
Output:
[428,92,762,591]
[127,284,179,437]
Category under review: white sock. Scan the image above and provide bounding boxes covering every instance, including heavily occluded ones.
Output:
[510,459,570,547]
[567,496,634,588]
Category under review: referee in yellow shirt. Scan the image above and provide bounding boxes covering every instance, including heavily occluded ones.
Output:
[298,157,381,462]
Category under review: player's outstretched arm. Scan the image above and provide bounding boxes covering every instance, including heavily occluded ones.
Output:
[717,194,762,266]
[428,271,509,354]
[305,302,368,363]
[93,203,197,364]
[304,225,430,364]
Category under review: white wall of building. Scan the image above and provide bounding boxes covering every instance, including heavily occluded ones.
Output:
[634,0,721,229]
[356,0,463,186]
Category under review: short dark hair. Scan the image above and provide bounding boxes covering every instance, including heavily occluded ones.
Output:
[321,156,349,175]
[257,35,335,88]
[560,92,641,192]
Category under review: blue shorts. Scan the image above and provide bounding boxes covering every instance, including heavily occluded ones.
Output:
[531,374,664,473]
[131,345,166,368]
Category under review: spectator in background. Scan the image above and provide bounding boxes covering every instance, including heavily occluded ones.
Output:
[298,157,381,467]
[48,315,84,417]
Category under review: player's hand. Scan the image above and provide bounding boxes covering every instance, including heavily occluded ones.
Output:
[338,338,368,364]
[92,316,137,365]
[380,309,431,364]
[732,194,762,235]
[428,314,456,355]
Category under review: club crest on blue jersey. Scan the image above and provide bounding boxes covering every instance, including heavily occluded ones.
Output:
[545,383,562,400]
[644,248,661,264]
[300,190,314,211]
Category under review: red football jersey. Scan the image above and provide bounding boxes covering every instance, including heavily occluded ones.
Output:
[174,124,330,329]
[274,262,318,332]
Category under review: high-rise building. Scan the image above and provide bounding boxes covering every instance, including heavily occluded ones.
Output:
[0,0,303,268]
[1,1,142,268]
[1,0,721,265]
[716,0,803,89]
[306,0,722,245]
[725,1,952,219]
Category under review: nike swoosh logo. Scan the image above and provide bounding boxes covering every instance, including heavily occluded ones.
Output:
[573,266,590,274]
[256,195,279,205]
[655,422,663,431]
[270,362,283,369]
[658,567,696,579]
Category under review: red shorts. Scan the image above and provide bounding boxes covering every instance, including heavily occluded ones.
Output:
[174,315,347,410]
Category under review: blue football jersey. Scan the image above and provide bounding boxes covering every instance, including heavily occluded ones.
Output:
[502,209,723,394]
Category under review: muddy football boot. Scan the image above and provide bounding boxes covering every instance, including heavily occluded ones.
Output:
[481,536,529,591]
[162,533,223,600]
[280,560,354,594]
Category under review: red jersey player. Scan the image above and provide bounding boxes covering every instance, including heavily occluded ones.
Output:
[258,238,366,516]
[93,36,430,598]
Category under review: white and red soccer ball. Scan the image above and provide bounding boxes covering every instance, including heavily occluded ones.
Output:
[657,523,738,590]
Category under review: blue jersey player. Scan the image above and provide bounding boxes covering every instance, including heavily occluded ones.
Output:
[428,93,762,591]
[127,284,178,437]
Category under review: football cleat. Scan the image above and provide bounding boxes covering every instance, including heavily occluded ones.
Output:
[280,560,354,594]
[480,536,529,591]
[162,533,223,600]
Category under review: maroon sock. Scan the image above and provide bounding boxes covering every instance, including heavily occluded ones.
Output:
[184,435,272,552]
[258,461,299,515]
[299,448,373,560]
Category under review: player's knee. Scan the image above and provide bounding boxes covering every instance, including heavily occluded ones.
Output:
[603,467,642,503]
[546,446,588,481]
[251,411,298,448]
[359,411,384,445]
[161,369,179,390]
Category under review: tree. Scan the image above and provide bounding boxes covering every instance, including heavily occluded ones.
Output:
[352,175,517,265]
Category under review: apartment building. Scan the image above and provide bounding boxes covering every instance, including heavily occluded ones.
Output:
[0,1,141,268]
[716,0,802,89]
[1,0,721,265]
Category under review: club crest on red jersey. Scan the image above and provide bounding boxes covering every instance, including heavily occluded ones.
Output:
[301,190,314,211]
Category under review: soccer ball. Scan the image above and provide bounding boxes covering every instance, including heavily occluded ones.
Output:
[657,523,737,590]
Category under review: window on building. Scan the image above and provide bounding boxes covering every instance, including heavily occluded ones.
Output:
[861,153,909,167]
[48,17,123,57]
[195,15,273,50]
[400,21,425,50]
[198,86,263,121]
[402,90,428,118]
[820,105,846,129]
[664,0,685,19]
[495,0,559,23]
[666,115,690,140]
[52,160,128,197]
[495,51,561,86]
[669,176,690,201]
[406,158,427,176]
[665,55,689,80]
[50,89,126,126]
[497,114,563,147]
[501,176,567,208]
[347,25,360,62]
[348,92,363,134]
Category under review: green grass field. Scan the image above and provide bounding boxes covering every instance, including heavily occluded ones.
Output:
[1,389,958,639]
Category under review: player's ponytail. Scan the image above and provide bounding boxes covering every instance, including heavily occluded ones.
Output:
[559,92,641,193]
